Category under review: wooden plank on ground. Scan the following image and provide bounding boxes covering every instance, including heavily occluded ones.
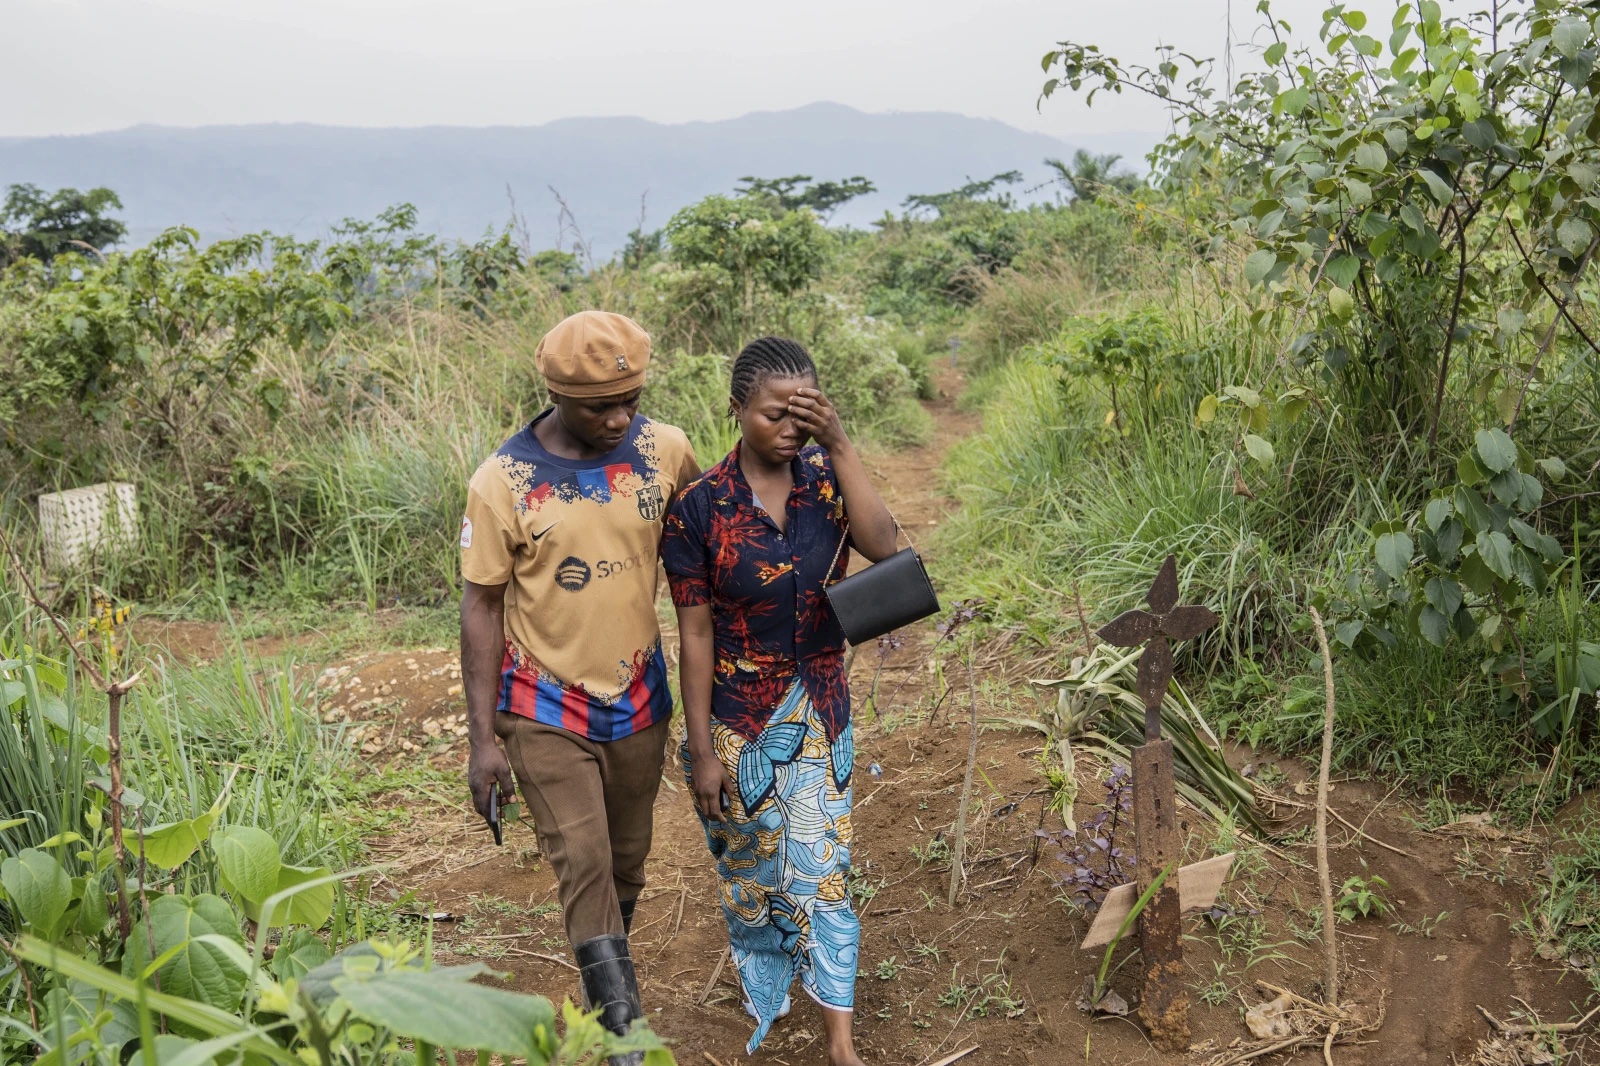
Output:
[1079,851,1235,950]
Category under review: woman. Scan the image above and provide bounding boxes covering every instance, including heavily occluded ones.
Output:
[662,336,897,1065]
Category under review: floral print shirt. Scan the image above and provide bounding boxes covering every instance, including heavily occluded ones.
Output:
[662,442,853,743]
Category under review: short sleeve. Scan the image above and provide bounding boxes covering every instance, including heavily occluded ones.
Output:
[652,421,700,497]
[661,485,711,607]
[460,461,522,586]
[677,439,701,491]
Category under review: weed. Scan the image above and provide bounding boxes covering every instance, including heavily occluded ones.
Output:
[1391,911,1451,938]
[875,956,902,981]
[910,835,951,868]
[1335,872,1393,922]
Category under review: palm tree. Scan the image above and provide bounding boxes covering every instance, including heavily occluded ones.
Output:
[1043,150,1141,204]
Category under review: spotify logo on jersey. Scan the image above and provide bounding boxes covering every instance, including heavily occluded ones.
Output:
[554,556,592,592]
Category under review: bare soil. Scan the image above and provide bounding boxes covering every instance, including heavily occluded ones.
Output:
[137,369,1599,1064]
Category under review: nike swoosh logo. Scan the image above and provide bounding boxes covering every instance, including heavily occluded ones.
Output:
[530,522,560,542]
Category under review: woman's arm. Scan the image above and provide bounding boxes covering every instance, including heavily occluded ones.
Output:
[676,601,731,821]
[787,386,898,562]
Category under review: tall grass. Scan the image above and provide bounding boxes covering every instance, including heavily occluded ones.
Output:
[939,229,1600,799]
[1,591,355,891]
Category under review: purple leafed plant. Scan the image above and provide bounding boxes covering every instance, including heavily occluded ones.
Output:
[1040,764,1136,911]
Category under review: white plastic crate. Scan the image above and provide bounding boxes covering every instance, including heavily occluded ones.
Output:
[37,482,138,572]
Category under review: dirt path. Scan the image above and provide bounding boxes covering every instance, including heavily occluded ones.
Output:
[138,369,1593,1064]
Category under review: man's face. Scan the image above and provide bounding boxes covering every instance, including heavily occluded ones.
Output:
[553,388,643,452]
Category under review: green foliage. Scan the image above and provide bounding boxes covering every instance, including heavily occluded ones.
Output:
[664,193,829,301]
[1048,308,1177,432]
[1026,643,1264,830]
[1042,150,1141,203]
[0,183,127,266]
[1331,429,1563,657]
[735,174,876,219]
[1334,872,1392,922]
[903,171,1023,218]
[0,590,671,1064]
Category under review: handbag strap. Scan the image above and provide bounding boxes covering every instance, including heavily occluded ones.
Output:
[825,510,912,586]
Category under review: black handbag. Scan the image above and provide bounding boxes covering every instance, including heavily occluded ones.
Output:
[823,522,941,645]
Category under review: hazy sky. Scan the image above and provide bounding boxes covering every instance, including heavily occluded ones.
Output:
[8,0,1391,139]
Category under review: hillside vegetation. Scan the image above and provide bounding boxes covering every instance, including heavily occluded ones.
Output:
[9,1,1600,1061]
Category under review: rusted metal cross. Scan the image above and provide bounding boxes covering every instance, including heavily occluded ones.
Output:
[1095,554,1218,1051]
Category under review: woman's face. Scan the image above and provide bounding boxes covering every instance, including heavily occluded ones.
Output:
[735,374,816,465]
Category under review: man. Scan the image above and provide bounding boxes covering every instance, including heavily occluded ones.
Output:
[461,310,697,1055]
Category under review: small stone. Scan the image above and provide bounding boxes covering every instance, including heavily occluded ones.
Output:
[447,684,464,697]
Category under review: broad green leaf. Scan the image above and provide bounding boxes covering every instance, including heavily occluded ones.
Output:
[76,874,110,936]
[1558,217,1594,254]
[1495,385,1520,426]
[1354,141,1389,173]
[1476,530,1516,581]
[1537,456,1568,480]
[271,929,333,983]
[1327,286,1355,320]
[38,831,83,848]
[1326,253,1361,286]
[1490,468,1523,506]
[1265,41,1287,64]
[1419,605,1450,647]
[1553,15,1591,58]
[1508,519,1562,563]
[1424,575,1464,618]
[1196,394,1218,424]
[1418,168,1453,204]
[139,810,217,870]
[10,936,298,1065]
[1243,434,1275,465]
[334,967,558,1058]
[1435,518,1465,563]
[1424,498,1452,532]
[121,894,247,1012]
[1460,552,1495,595]
[245,864,337,929]
[1244,249,1278,286]
[1,848,72,932]
[1462,119,1497,151]
[1223,384,1262,408]
[1517,471,1544,511]
[212,825,281,906]
[1335,620,1365,647]
[1514,547,1546,592]
[1375,531,1414,580]
[1474,428,1518,473]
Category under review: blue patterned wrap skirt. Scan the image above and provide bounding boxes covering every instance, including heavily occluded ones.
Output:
[682,680,858,1053]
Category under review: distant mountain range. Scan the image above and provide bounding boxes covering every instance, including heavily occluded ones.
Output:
[0,103,1160,256]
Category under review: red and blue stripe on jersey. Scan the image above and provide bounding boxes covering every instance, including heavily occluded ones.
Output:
[497,640,672,741]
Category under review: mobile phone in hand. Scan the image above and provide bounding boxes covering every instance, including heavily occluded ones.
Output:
[487,781,504,846]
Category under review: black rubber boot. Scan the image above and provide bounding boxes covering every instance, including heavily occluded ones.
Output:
[619,896,637,936]
[575,934,644,1066]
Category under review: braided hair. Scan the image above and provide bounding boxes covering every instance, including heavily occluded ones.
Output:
[730,336,817,406]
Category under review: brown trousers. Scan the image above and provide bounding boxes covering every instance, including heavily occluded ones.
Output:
[495,713,670,946]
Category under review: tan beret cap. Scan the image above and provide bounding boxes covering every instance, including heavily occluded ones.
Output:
[535,311,651,398]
